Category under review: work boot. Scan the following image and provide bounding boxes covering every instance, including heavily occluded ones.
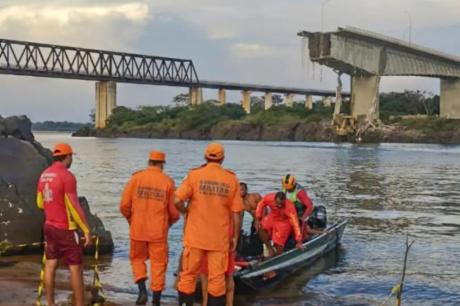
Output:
[178,291,194,306]
[136,279,148,305]
[207,294,226,306]
[152,291,161,306]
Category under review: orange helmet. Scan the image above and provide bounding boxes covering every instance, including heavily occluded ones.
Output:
[282,174,296,190]
[52,143,73,157]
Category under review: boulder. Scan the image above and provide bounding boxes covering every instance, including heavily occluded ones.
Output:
[0,115,113,255]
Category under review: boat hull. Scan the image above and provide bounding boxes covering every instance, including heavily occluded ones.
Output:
[234,221,347,292]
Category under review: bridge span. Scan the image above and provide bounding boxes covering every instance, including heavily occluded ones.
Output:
[299,26,460,120]
[0,38,344,128]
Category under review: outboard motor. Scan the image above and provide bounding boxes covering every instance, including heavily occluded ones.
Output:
[308,205,327,229]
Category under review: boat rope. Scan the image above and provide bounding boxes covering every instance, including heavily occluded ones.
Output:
[377,283,401,306]
[91,236,106,305]
[35,250,47,306]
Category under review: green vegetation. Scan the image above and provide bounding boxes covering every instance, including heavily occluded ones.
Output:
[33,121,90,132]
[106,99,333,134]
[380,90,439,120]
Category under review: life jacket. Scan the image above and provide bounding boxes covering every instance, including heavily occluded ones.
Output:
[283,183,305,218]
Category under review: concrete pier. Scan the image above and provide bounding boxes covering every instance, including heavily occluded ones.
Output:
[285,93,294,107]
[440,78,460,119]
[95,81,116,128]
[351,75,380,121]
[242,90,251,114]
[305,95,313,110]
[189,87,203,106]
[323,96,332,107]
[264,93,273,110]
[218,88,226,105]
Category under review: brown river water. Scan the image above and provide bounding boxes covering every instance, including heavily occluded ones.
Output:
[16,133,460,305]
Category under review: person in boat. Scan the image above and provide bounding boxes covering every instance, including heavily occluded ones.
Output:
[281,174,315,239]
[240,182,262,218]
[175,143,244,306]
[254,192,304,257]
[120,151,179,306]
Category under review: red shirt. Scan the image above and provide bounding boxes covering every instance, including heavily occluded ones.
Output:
[37,162,89,234]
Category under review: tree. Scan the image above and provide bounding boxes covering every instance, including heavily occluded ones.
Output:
[172,93,189,107]
[272,94,283,106]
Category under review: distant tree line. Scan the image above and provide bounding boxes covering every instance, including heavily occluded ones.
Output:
[33,121,91,132]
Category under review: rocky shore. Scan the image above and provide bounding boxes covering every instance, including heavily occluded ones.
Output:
[0,115,114,255]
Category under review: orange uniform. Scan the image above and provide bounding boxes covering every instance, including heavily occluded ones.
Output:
[176,162,244,297]
[120,165,179,291]
[256,193,302,247]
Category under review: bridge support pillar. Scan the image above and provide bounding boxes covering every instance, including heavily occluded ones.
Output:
[264,93,273,110]
[189,87,203,106]
[323,96,332,107]
[242,90,251,114]
[440,78,460,119]
[351,75,380,121]
[285,93,294,107]
[305,95,313,110]
[95,81,116,129]
[334,86,343,118]
[218,89,226,105]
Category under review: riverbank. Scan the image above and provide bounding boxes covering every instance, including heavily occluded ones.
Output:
[74,113,460,144]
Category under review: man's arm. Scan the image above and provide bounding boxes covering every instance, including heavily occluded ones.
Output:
[230,182,245,252]
[168,181,180,225]
[64,174,91,246]
[174,173,193,214]
[297,189,313,219]
[231,212,243,252]
[120,177,135,222]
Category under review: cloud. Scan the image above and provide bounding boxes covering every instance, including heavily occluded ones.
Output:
[0,2,149,25]
[230,43,277,58]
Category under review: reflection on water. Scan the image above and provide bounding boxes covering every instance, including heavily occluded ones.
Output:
[29,133,460,305]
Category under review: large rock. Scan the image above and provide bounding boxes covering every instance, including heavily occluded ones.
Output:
[0,115,113,255]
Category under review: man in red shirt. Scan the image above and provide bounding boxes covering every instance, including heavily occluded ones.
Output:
[37,143,91,306]
[254,192,304,257]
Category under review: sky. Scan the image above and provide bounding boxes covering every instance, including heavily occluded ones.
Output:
[0,0,459,122]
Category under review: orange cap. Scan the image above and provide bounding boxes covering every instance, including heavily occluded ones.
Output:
[149,151,166,163]
[52,143,74,157]
[205,143,225,161]
[282,174,296,190]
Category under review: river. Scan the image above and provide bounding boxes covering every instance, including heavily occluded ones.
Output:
[32,132,460,305]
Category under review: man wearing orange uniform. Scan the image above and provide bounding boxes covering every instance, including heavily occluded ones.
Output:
[175,143,244,306]
[254,192,304,257]
[37,143,91,306]
[120,151,179,306]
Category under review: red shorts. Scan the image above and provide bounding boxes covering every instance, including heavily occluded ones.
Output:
[201,251,236,276]
[262,214,292,247]
[44,224,83,266]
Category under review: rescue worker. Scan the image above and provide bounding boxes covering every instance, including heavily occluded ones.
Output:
[175,143,244,306]
[200,221,235,306]
[120,151,179,306]
[240,182,262,218]
[254,192,304,257]
[281,174,314,223]
[36,143,92,306]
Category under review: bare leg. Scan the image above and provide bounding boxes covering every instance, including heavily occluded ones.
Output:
[69,264,85,306]
[45,259,58,306]
[200,273,208,306]
[225,275,234,306]
[257,228,276,257]
[274,244,284,255]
